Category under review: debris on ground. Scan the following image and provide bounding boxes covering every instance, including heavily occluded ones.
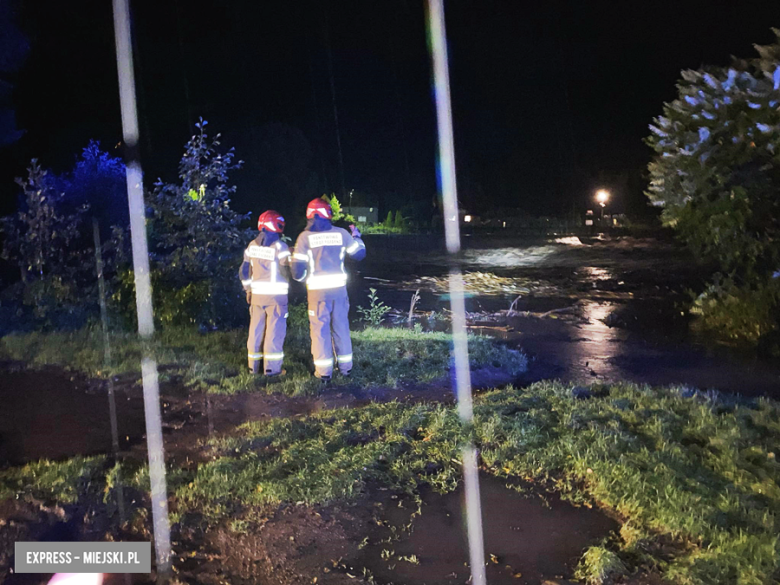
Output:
[399,272,535,296]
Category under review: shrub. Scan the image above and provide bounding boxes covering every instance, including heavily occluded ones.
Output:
[646,30,780,348]
[356,288,391,326]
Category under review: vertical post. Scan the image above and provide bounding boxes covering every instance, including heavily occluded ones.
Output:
[93,219,131,585]
[111,0,172,580]
[426,2,487,584]
[93,219,121,458]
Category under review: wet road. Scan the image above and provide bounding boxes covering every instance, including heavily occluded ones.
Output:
[356,234,780,397]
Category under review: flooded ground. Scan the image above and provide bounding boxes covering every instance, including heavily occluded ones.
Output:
[356,475,618,585]
[355,234,780,397]
[2,233,778,584]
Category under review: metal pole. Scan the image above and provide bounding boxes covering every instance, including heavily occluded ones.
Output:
[111,0,172,580]
[426,2,487,584]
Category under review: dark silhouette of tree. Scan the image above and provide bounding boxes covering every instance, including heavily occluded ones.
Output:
[247,122,318,224]
[63,141,128,237]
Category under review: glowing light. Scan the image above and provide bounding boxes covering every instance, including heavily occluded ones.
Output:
[464,214,472,223]
[596,189,610,206]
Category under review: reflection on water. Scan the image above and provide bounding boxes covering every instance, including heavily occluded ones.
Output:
[580,266,612,281]
[580,302,615,359]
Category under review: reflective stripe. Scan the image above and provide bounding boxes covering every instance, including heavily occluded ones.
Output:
[248,352,263,359]
[241,279,252,286]
[250,281,289,295]
[346,242,362,254]
[264,352,284,361]
[337,354,353,363]
[292,253,308,261]
[306,273,348,290]
[277,251,291,259]
[314,358,334,367]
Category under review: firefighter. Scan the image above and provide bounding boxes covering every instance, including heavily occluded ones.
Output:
[239,210,291,375]
[291,198,366,380]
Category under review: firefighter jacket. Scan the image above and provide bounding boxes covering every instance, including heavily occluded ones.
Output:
[238,232,291,305]
[291,217,366,299]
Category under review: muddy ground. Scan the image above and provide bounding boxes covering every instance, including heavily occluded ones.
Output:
[5,234,778,584]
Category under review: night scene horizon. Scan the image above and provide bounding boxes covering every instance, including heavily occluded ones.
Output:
[0,0,777,219]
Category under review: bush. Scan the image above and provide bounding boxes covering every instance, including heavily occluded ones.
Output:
[111,120,252,329]
[691,278,780,350]
[356,288,391,326]
[646,30,780,348]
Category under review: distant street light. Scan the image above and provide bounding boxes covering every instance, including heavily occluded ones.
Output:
[464,214,472,223]
[595,189,610,223]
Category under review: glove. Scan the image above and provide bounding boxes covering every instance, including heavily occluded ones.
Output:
[349,224,361,238]
[246,290,252,304]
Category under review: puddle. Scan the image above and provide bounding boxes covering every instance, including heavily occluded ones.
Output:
[357,475,618,585]
[0,367,321,465]
[0,369,147,466]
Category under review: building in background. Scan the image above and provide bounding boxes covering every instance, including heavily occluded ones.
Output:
[350,206,379,224]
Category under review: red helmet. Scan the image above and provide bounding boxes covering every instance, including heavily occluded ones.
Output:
[257,210,285,233]
[306,198,333,220]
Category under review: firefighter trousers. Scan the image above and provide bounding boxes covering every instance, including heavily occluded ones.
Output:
[247,302,288,375]
[308,296,352,377]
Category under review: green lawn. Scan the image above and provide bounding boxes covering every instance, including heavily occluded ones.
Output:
[0,304,526,396]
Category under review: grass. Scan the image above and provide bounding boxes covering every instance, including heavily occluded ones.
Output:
[2,324,780,582]
[0,304,526,396]
[576,545,628,584]
[0,456,106,503]
[170,382,780,584]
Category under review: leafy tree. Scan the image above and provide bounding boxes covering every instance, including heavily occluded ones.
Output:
[322,193,355,224]
[63,141,128,236]
[0,160,92,326]
[1,160,86,283]
[646,30,780,347]
[113,120,252,328]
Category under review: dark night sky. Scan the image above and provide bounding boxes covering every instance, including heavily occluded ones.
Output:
[1,0,779,220]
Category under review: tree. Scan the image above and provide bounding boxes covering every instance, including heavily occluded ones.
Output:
[646,30,780,347]
[383,211,393,228]
[63,141,128,236]
[113,120,252,327]
[322,193,355,224]
[1,160,86,282]
[247,122,319,222]
[393,210,405,230]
